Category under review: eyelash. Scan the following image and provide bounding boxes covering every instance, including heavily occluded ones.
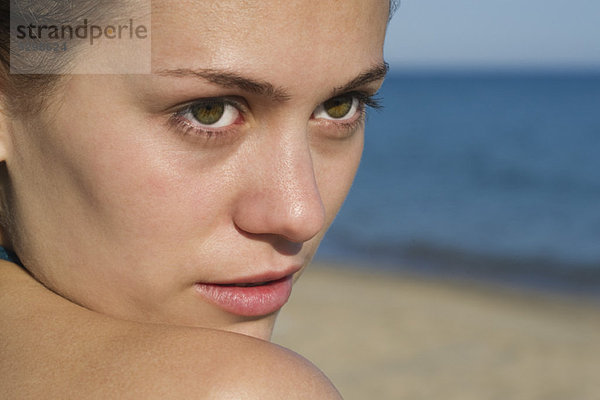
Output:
[313,92,383,136]
[351,91,383,110]
[167,91,382,141]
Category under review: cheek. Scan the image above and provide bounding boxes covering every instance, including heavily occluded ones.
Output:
[31,96,232,256]
[62,82,233,242]
[313,132,364,225]
[74,140,233,245]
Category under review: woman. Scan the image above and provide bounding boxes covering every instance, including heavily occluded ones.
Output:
[0,0,391,397]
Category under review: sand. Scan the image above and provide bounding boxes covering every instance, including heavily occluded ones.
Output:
[272,262,600,400]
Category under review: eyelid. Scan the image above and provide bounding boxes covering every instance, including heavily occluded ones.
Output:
[174,96,248,117]
[167,96,247,142]
[349,90,383,110]
[312,91,382,121]
[323,90,383,111]
[309,92,380,139]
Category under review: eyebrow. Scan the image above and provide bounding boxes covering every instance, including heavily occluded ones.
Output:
[155,61,389,102]
[156,68,291,102]
[331,62,389,97]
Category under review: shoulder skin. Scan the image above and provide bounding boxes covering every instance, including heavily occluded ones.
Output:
[0,260,342,399]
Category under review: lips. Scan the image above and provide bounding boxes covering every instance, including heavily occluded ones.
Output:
[220,281,271,287]
[194,273,295,317]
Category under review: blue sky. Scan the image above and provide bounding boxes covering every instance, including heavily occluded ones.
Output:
[384,0,600,70]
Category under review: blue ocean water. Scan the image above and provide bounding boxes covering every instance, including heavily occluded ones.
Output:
[316,72,600,294]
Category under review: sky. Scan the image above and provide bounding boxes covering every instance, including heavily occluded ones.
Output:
[384,0,600,71]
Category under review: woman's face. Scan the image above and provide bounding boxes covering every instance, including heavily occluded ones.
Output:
[2,0,388,339]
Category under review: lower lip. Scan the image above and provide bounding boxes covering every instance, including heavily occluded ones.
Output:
[194,276,293,317]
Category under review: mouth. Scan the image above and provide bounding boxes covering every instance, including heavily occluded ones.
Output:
[219,281,274,287]
[194,274,296,317]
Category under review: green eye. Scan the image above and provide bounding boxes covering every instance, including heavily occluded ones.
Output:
[323,95,354,119]
[191,102,225,125]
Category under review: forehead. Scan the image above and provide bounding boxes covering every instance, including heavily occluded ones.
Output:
[150,0,388,87]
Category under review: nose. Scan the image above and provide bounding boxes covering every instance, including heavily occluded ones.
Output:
[232,130,326,244]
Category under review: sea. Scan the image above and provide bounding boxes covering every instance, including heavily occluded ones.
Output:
[315,70,600,297]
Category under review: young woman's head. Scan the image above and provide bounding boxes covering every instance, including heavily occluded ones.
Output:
[0,0,390,339]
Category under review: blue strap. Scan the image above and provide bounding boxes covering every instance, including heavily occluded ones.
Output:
[0,246,23,266]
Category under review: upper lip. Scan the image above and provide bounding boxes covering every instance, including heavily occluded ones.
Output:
[198,264,302,285]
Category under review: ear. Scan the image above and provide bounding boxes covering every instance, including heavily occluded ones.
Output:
[0,83,11,248]
[0,89,11,163]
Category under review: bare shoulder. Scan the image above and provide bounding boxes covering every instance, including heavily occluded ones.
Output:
[0,261,341,399]
[98,320,342,399]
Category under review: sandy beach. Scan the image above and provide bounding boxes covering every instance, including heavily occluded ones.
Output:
[272,262,600,400]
